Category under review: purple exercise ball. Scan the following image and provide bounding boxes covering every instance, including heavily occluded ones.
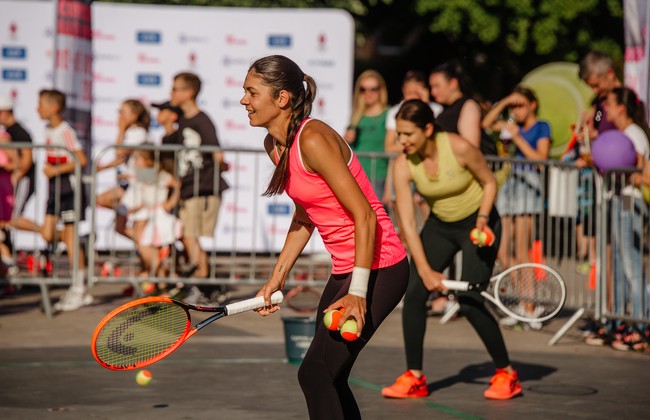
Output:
[590,130,637,173]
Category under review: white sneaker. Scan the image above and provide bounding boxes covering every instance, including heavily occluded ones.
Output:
[499,316,519,327]
[54,289,93,312]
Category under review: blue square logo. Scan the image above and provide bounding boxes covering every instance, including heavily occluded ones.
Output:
[136,31,161,44]
[267,35,292,47]
[137,73,161,86]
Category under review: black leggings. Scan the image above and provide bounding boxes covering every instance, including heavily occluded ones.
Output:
[402,209,511,371]
[298,258,409,420]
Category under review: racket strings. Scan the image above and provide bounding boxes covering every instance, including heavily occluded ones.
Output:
[94,302,189,369]
[497,268,564,319]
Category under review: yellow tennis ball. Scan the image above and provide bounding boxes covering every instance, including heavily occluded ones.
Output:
[340,319,358,341]
[135,369,152,386]
[323,308,345,331]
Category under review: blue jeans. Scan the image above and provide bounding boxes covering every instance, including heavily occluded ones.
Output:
[611,195,648,319]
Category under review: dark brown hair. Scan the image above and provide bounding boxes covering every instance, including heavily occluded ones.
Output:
[123,99,151,130]
[39,89,66,113]
[611,87,649,131]
[396,99,436,133]
[249,55,317,196]
[173,72,202,99]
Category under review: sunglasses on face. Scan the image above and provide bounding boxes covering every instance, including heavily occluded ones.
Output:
[360,86,380,93]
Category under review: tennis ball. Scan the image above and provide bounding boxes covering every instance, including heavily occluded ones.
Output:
[478,230,495,247]
[340,319,359,341]
[470,228,495,247]
[323,308,345,331]
[470,228,481,244]
[135,369,152,386]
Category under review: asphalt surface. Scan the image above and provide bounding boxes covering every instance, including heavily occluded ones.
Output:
[1,283,649,420]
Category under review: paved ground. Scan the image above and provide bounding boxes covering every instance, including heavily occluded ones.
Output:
[0,283,648,419]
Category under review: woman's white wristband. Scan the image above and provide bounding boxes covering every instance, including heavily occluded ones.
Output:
[349,267,370,299]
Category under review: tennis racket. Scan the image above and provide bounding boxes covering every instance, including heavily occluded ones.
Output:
[91,291,283,371]
[442,263,566,323]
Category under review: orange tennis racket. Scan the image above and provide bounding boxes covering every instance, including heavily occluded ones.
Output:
[91,291,283,371]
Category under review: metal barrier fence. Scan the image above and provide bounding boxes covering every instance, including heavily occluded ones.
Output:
[2,143,648,334]
[0,142,84,317]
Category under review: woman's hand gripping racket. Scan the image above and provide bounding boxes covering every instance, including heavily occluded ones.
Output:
[442,263,566,323]
[91,291,283,371]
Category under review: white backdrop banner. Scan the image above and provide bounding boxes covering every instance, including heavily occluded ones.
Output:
[1,0,354,254]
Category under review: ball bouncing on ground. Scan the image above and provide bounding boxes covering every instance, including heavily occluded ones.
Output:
[135,369,152,386]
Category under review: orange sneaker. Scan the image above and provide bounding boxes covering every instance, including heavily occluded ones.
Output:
[381,371,429,398]
[484,369,522,400]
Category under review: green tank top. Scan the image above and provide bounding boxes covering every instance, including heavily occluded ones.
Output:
[407,132,483,222]
[353,109,388,181]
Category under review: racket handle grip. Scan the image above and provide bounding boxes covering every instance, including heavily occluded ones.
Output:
[441,280,470,291]
[225,291,284,315]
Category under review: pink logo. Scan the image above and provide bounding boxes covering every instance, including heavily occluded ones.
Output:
[137,52,160,64]
[92,29,115,41]
[225,203,247,213]
[189,51,197,67]
[318,33,327,51]
[225,34,247,46]
[93,72,116,84]
[9,22,17,40]
[225,76,244,87]
[225,119,246,130]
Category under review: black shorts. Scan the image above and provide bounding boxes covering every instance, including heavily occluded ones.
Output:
[46,193,85,224]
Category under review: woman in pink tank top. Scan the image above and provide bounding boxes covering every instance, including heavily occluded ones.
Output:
[241,55,408,420]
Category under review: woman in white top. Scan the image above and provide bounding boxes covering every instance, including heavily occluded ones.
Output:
[603,86,649,331]
[96,99,150,240]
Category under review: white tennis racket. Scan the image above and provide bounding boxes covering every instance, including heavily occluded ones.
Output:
[442,263,566,323]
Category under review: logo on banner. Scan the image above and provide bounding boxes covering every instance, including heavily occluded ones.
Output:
[92,29,116,41]
[2,47,26,59]
[137,73,162,86]
[225,34,247,46]
[222,97,241,109]
[2,68,27,81]
[318,33,327,51]
[225,76,244,88]
[188,51,197,68]
[94,72,116,84]
[267,204,291,216]
[225,119,246,130]
[137,52,160,64]
[268,35,292,48]
[137,31,161,44]
[179,33,209,44]
[8,22,17,41]
[222,56,249,67]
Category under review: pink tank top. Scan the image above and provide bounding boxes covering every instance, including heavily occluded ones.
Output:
[278,118,406,274]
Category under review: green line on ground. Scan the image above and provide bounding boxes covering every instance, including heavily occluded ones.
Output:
[349,376,485,420]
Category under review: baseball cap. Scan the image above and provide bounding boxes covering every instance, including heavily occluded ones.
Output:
[0,95,13,111]
[152,101,183,118]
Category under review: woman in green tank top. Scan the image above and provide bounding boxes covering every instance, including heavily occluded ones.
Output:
[382,99,523,401]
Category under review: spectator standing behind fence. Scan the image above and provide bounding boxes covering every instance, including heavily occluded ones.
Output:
[343,70,390,204]
[430,60,497,155]
[382,99,521,400]
[153,101,183,176]
[603,87,649,350]
[244,54,409,420]
[0,128,14,275]
[124,147,182,279]
[13,89,90,311]
[0,95,35,276]
[167,72,229,304]
[579,51,622,139]
[96,99,150,243]
[481,87,550,292]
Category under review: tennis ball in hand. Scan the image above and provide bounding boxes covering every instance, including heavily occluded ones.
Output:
[323,308,345,331]
[470,228,494,247]
[135,369,152,386]
[340,319,359,341]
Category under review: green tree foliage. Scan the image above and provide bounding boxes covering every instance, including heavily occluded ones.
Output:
[415,0,623,61]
